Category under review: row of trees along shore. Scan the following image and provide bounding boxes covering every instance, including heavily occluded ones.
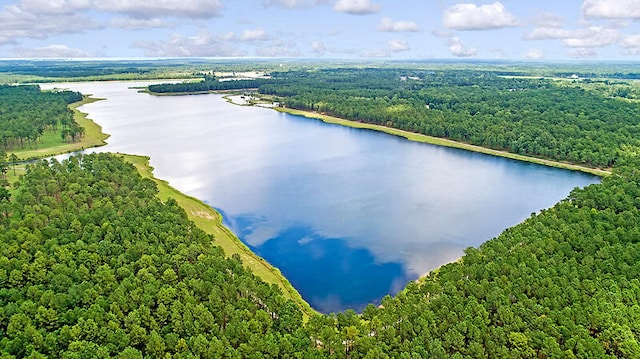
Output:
[152,68,640,169]
[2,150,640,357]
[0,85,84,151]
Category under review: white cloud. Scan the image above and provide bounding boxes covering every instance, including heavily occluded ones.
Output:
[18,0,224,19]
[582,0,640,19]
[621,33,640,54]
[334,0,381,15]
[219,32,235,41]
[132,31,245,57]
[110,17,172,30]
[563,26,620,47]
[95,0,224,19]
[388,39,409,52]
[0,4,100,43]
[569,48,598,58]
[532,11,564,28]
[448,37,477,57]
[311,40,326,55]
[377,17,419,32]
[443,2,518,30]
[240,28,269,41]
[19,0,92,14]
[525,27,574,40]
[525,49,544,59]
[526,25,620,49]
[11,44,92,58]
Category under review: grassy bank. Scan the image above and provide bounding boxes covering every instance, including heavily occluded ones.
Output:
[121,154,317,319]
[274,107,611,177]
[12,96,109,160]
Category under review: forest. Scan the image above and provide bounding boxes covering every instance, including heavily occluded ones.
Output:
[2,147,640,358]
[259,68,640,168]
[0,85,84,151]
[2,63,640,357]
[0,154,309,358]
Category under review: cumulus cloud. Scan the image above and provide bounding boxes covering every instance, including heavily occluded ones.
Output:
[377,17,419,32]
[219,32,235,41]
[621,34,640,54]
[525,49,544,59]
[95,0,224,19]
[240,28,269,41]
[132,31,245,57]
[334,0,381,15]
[526,25,620,49]
[532,11,564,28]
[448,37,477,57]
[388,39,409,52]
[110,17,172,30]
[0,4,100,43]
[19,0,92,14]
[12,44,93,58]
[443,2,518,30]
[582,0,640,19]
[525,27,574,40]
[563,26,620,47]
[17,0,223,19]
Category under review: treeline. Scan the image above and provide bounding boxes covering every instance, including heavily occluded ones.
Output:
[148,77,272,94]
[0,61,154,79]
[0,153,310,358]
[2,152,640,357]
[0,85,84,151]
[257,68,640,168]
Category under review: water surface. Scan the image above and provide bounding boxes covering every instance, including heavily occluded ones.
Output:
[43,82,599,313]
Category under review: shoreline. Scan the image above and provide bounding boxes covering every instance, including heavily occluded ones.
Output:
[12,96,109,161]
[273,107,611,177]
[121,154,316,319]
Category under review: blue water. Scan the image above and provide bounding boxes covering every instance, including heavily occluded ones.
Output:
[43,82,600,313]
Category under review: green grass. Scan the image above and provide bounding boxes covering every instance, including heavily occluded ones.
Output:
[11,97,109,161]
[121,154,317,319]
[275,107,611,177]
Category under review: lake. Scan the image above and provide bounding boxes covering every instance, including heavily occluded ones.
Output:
[43,81,600,313]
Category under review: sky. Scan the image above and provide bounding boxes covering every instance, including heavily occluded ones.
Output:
[0,0,639,61]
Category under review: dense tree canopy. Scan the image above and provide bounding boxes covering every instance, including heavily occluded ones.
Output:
[256,68,640,168]
[0,153,309,358]
[0,85,83,151]
[148,77,272,94]
[2,151,640,358]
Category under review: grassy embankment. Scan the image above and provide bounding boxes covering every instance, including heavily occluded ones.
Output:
[11,96,109,161]
[122,154,316,318]
[274,107,611,177]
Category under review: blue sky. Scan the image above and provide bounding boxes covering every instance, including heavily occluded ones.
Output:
[0,0,639,60]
